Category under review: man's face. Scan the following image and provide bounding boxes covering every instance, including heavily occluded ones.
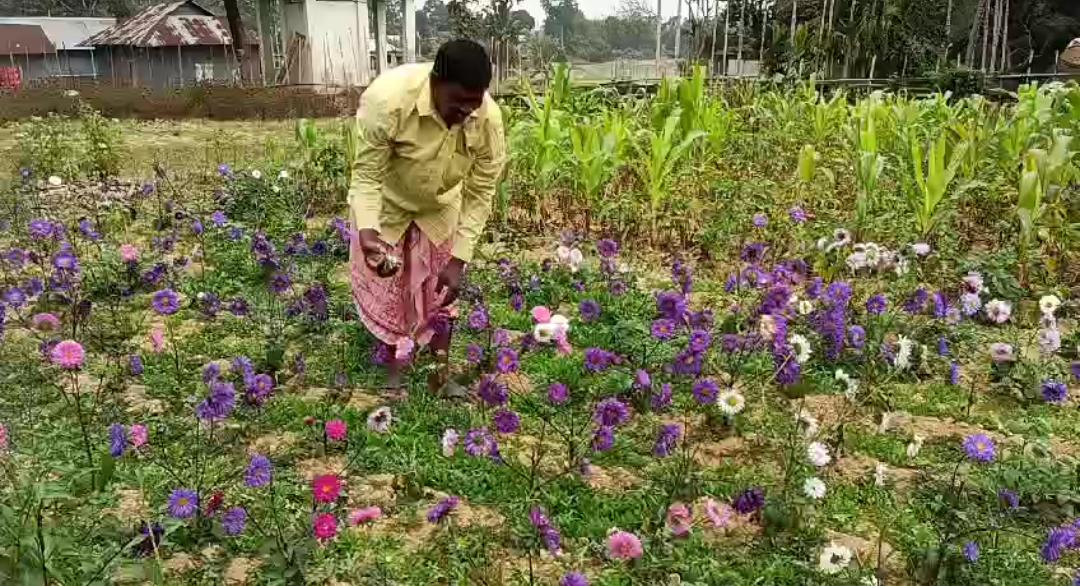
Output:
[433,80,486,127]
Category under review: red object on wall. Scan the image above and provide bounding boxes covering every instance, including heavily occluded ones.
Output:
[0,67,22,91]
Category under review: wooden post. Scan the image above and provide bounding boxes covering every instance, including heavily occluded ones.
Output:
[255,0,275,85]
[177,44,184,87]
[655,0,663,77]
[721,1,730,76]
[403,0,416,63]
[709,0,720,75]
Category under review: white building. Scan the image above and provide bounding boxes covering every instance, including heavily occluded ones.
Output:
[260,0,415,87]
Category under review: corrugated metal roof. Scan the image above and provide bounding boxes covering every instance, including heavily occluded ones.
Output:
[0,24,55,56]
[0,17,115,51]
[83,0,256,48]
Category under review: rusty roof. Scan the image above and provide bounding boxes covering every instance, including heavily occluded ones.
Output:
[83,0,256,48]
[0,24,56,55]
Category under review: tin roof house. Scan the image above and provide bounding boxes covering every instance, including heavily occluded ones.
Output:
[0,16,115,87]
[82,0,260,88]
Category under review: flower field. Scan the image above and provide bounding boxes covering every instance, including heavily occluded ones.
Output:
[0,76,1079,585]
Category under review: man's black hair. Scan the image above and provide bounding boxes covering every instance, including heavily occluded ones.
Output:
[432,39,493,91]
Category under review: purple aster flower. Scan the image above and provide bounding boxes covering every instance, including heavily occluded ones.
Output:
[195,381,236,421]
[1042,379,1068,404]
[468,305,489,330]
[24,277,43,297]
[561,572,589,586]
[733,487,765,514]
[960,292,981,316]
[52,250,79,272]
[109,423,127,457]
[222,507,247,535]
[129,355,144,376]
[548,383,569,405]
[245,454,272,488]
[584,348,613,373]
[247,373,275,404]
[579,299,601,322]
[634,369,652,390]
[950,363,960,385]
[938,337,950,356]
[210,210,227,227]
[721,334,740,353]
[653,423,681,457]
[752,213,768,228]
[217,163,232,177]
[597,238,619,258]
[477,375,508,406]
[466,343,484,366]
[529,507,562,555]
[806,278,824,299]
[151,289,180,315]
[1042,526,1077,562]
[962,434,996,463]
[268,272,291,295]
[903,288,928,314]
[594,398,630,427]
[28,219,54,240]
[866,294,887,315]
[1072,362,1080,382]
[789,206,808,224]
[3,248,27,268]
[427,496,460,524]
[999,489,1019,510]
[963,541,979,563]
[191,219,204,236]
[508,293,524,312]
[692,379,719,405]
[689,329,712,353]
[669,349,704,377]
[495,347,519,374]
[78,218,101,241]
[609,280,628,296]
[848,325,867,349]
[933,291,950,319]
[651,383,673,411]
[592,426,615,452]
[228,297,249,317]
[3,287,25,307]
[202,363,221,383]
[464,428,496,458]
[656,291,688,321]
[167,488,199,519]
[740,242,767,263]
[690,309,713,329]
[493,409,521,434]
[651,318,677,340]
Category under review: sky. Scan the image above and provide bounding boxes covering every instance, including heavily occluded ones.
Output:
[417,0,681,26]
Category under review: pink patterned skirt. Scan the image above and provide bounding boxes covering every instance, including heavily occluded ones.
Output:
[350,223,457,352]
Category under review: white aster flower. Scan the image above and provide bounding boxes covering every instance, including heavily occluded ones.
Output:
[441,428,459,457]
[807,441,832,467]
[906,434,924,459]
[893,256,910,276]
[832,228,852,248]
[789,334,812,364]
[47,175,62,187]
[64,89,80,97]
[533,323,557,344]
[861,576,880,586]
[795,410,820,438]
[803,477,827,500]
[568,247,583,272]
[278,169,289,179]
[894,336,914,370]
[863,242,882,266]
[556,245,571,263]
[835,369,859,400]
[250,169,262,180]
[798,299,814,315]
[962,271,986,293]
[910,242,931,256]
[1039,295,1061,316]
[758,314,778,338]
[366,406,392,434]
[818,542,853,574]
[984,299,1012,324]
[846,251,868,271]
[717,389,746,415]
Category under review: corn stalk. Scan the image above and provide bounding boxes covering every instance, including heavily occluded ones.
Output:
[635,110,706,243]
[904,133,969,237]
[851,104,884,235]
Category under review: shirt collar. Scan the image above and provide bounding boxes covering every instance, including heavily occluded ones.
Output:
[416,73,435,118]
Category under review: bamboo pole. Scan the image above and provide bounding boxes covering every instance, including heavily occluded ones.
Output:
[674,0,683,62]
[989,0,1001,72]
[979,0,989,71]
[709,0,720,74]
[655,0,663,76]
[721,1,730,76]
[1001,0,1010,72]
[737,0,745,77]
[789,0,798,44]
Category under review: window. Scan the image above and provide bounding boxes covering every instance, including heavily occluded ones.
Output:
[194,62,215,82]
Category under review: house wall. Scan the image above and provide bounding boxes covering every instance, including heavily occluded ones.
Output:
[4,51,100,82]
[94,45,261,88]
[280,0,371,87]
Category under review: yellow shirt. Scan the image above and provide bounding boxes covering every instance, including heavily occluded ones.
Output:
[348,63,507,262]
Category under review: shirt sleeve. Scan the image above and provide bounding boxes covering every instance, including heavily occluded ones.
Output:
[348,91,396,234]
[452,103,507,262]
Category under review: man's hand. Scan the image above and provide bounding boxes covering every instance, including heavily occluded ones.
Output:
[436,258,466,306]
[358,228,398,277]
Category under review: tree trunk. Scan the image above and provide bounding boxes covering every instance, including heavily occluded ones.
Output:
[944,0,953,61]
[989,0,1001,72]
[966,0,985,67]
[736,0,745,76]
[721,1,730,75]
[1000,0,1010,72]
[980,0,990,71]
[789,0,798,44]
[223,0,247,82]
[710,0,721,74]
[656,0,663,74]
[674,0,683,61]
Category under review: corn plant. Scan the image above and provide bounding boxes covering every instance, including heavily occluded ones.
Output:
[851,102,885,235]
[510,63,571,223]
[902,133,969,238]
[635,110,706,242]
[1016,152,1044,285]
[570,111,628,233]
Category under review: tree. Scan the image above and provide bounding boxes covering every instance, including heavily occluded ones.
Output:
[222,0,247,81]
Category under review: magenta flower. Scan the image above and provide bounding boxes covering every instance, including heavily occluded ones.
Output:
[325,419,348,441]
[607,530,643,560]
[50,340,85,369]
[313,513,338,541]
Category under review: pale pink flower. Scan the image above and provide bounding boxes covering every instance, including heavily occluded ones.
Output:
[348,506,382,526]
[50,339,85,369]
[704,498,733,528]
[531,306,552,323]
[31,313,61,332]
[441,429,459,457]
[0,423,8,452]
[607,530,643,560]
[325,419,347,442]
[394,338,415,361]
[129,424,148,448]
[119,244,140,263]
[149,327,165,353]
[666,503,693,538]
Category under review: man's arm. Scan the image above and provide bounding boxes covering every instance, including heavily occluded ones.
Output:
[349,93,396,271]
[451,106,507,263]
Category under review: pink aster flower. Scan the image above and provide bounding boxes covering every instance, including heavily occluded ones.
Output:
[348,506,382,526]
[119,244,140,263]
[607,530,643,560]
[50,339,85,369]
[394,338,415,361]
[325,419,347,442]
[312,474,342,504]
[149,327,165,354]
[0,423,8,452]
[532,306,552,323]
[31,313,61,332]
[313,513,338,541]
[129,424,148,448]
[666,503,693,538]
[704,498,733,528]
